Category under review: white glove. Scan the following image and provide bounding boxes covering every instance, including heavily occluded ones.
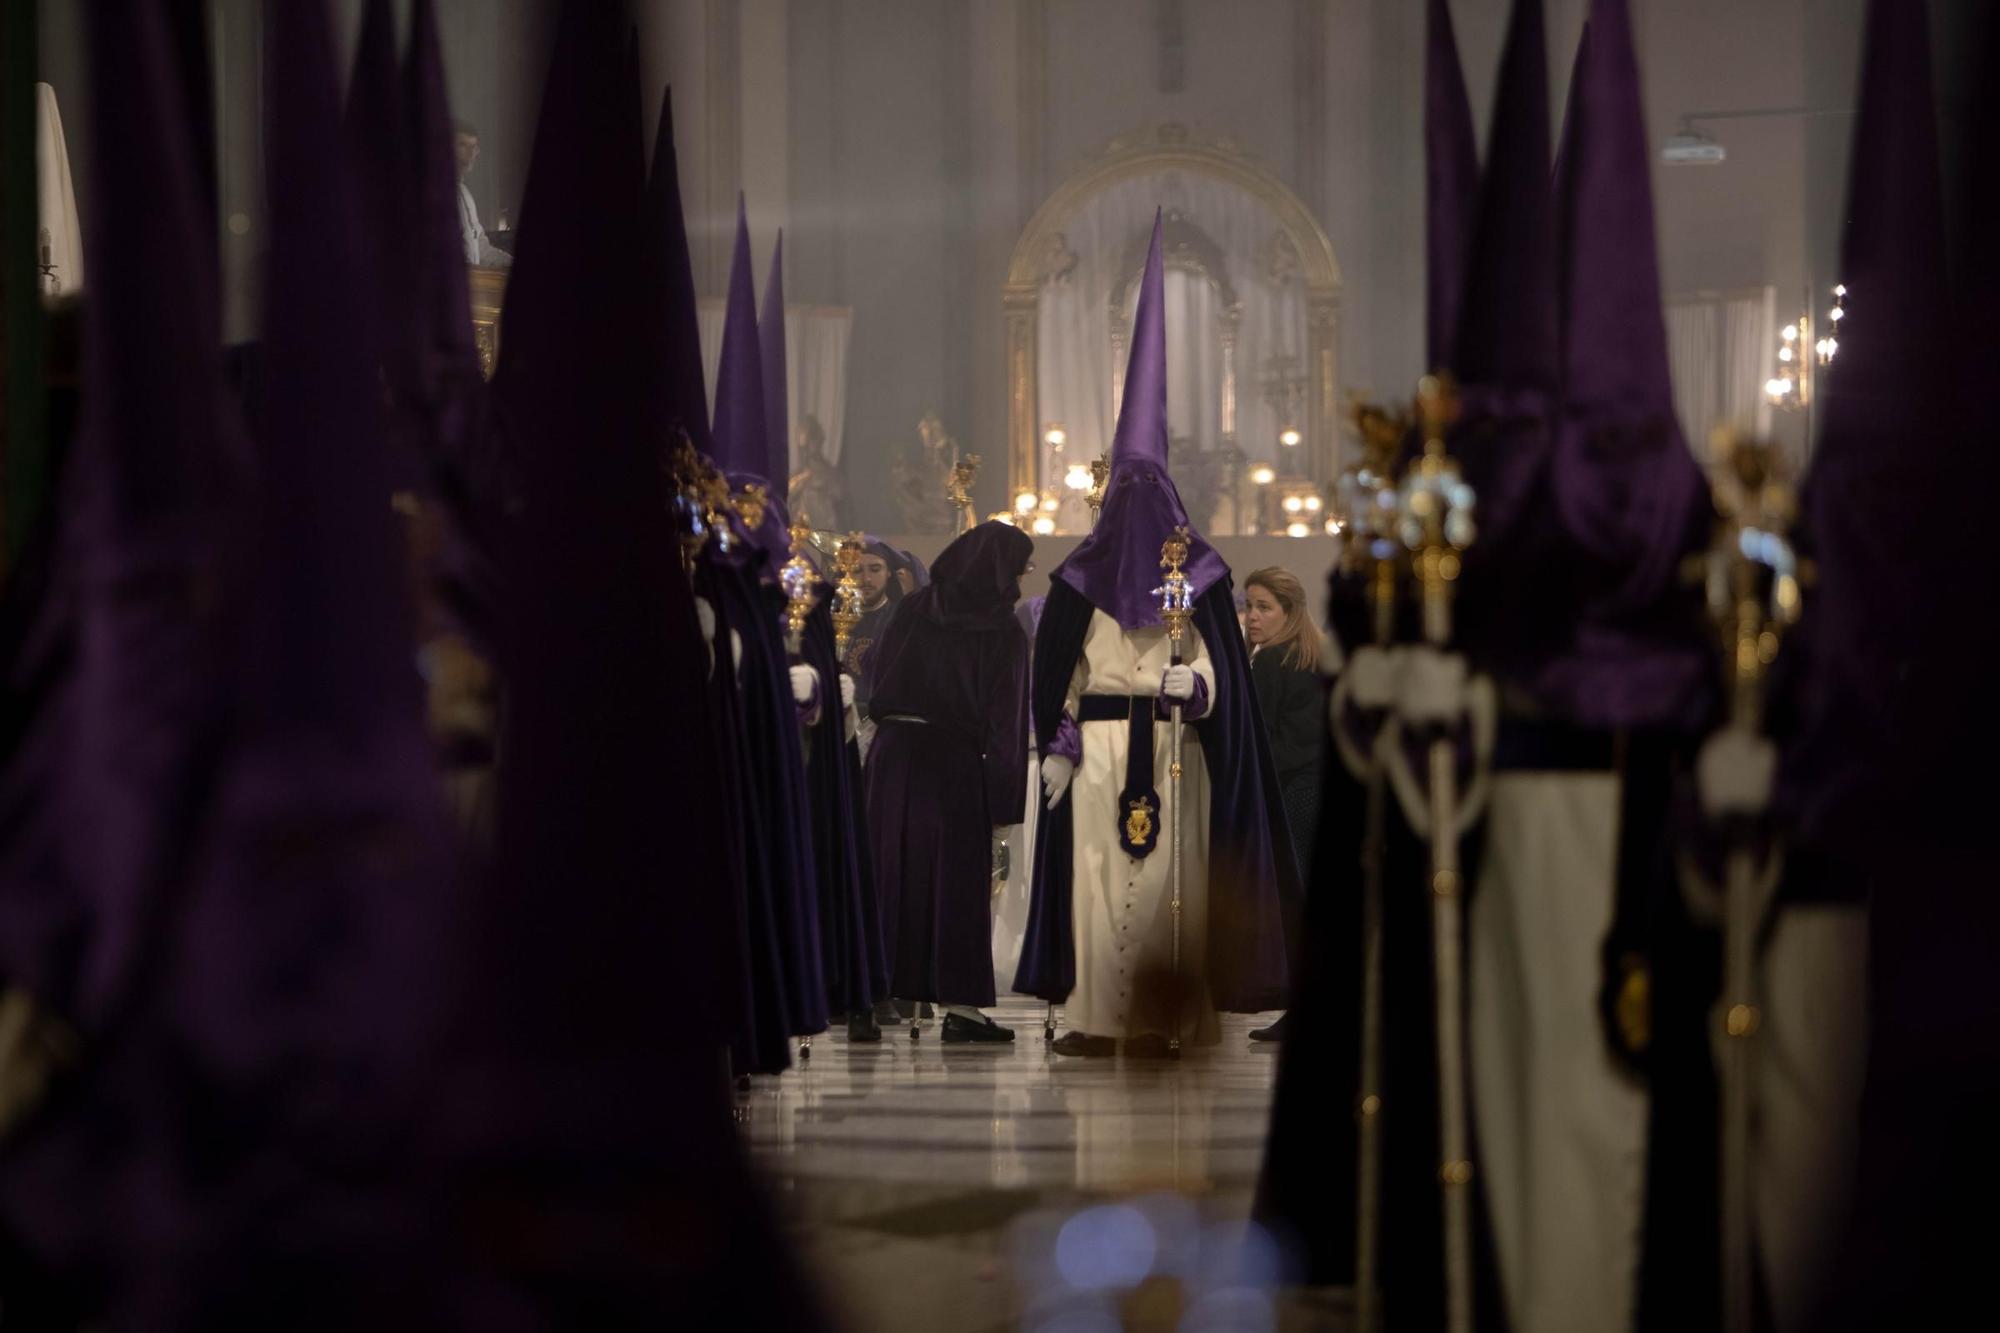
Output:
[729,628,743,674]
[693,596,716,644]
[1396,647,1468,724]
[839,673,857,710]
[1696,730,1777,820]
[1041,754,1075,809]
[1346,645,1400,711]
[790,664,817,706]
[1160,664,1197,702]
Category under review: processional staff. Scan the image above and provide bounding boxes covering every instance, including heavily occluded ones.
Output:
[1678,433,1803,1333]
[1157,527,1196,1060]
[1330,395,1415,1333]
[1390,374,1482,1333]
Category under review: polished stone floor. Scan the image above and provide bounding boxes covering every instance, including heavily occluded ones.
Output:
[740,994,1353,1332]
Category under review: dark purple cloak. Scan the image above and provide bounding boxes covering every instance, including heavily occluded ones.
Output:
[695,547,797,1074]
[864,524,1032,1007]
[704,537,828,1040]
[801,597,890,1015]
[1013,577,1294,1012]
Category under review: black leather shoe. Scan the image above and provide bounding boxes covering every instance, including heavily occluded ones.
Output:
[873,999,903,1026]
[1124,1033,1173,1059]
[1249,1013,1290,1043]
[848,1009,883,1043]
[1052,1031,1116,1058]
[942,1012,1014,1044]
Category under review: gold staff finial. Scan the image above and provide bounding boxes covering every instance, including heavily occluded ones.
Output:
[831,532,866,661]
[946,453,982,533]
[779,514,821,647]
[1158,526,1194,645]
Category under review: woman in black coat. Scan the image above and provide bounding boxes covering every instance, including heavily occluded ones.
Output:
[1243,566,1329,1041]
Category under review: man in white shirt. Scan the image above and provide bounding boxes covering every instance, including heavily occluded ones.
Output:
[454,122,511,268]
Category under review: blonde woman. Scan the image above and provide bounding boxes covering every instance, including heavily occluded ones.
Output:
[1242,568,1328,1042]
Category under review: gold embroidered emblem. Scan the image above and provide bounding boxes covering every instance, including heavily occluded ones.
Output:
[1126,800,1155,848]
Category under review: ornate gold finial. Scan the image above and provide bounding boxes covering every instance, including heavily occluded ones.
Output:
[946,453,983,534]
[780,515,821,648]
[1692,431,1803,728]
[831,532,866,661]
[1087,456,1111,521]
[1399,374,1472,646]
[1158,526,1194,645]
[732,482,769,534]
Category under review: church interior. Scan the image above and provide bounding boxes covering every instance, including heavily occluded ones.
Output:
[1,1,1994,1330]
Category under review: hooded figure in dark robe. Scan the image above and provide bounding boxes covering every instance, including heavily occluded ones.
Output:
[761,235,891,1044]
[1256,6,1505,1325]
[1014,212,1294,1057]
[695,200,827,1048]
[865,521,1032,1041]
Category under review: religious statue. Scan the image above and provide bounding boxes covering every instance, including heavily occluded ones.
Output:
[890,410,963,534]
[787,414,846,531]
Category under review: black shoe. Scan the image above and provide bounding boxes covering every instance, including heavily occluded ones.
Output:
[1249,1013,1290,1043]
[1124,1033,1173,1059]
[873,999,904,1026]
[848,1010,883,1043]
[941,1012,1015,1044]
[919,1001,935,1020]
[1052,1030,1116,1058]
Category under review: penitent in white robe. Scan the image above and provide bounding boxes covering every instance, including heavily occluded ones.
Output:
[1063,610,1217,1044]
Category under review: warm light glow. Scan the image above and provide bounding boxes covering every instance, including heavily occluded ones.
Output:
[1044,425,1067,447]
[1325,516,1343,536]
[1781,324,1798,342]
[1063,463,1092,491]
[1304,495,1323,513]
[1777,346,1793,362]
[1249,465,1277,486]
[1031,515,1057,535]
[1829,306,1844,322]
[1279,428,1302,448]
[1282,495,1304,514]
[1014,490,1039,515]
[1039,493,1060,513]
[1833,283,1847,298]
[1286,522,1312,539]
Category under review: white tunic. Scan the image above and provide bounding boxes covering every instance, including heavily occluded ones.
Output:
[1063,610,1217,1044]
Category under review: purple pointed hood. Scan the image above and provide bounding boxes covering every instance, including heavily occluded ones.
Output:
[40,0,255,1037]
[760,232,792,504]
[1781,0,1950,871]
[1054,211,1227,629]
[645,87,710,454]
[1424,0,1478,370]
[1537,0,1712,728]
[1453,0,1556,389]
[345,0,407,356]
[252,0,411,725]
[711,199,790,563]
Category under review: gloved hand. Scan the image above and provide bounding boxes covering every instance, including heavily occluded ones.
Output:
[1396,646,1468,724]
[790,664,817,706]
[840,673,857,710]
[1160,664,1197,702]
[693,596,717,644]
[1041,754,1074,809]
[1696,730,1777,820]
[1345,645,1399,711]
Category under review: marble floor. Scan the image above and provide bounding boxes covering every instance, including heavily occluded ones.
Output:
[740,994,1354,1333]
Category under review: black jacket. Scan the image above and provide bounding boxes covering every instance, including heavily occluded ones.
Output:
[1250,644,1325,785]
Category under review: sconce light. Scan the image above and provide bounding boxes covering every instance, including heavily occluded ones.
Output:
[1044,424,1067,448]
[1031,514,1057,536]
[1249,464,1277,486]
[1063,463,1092,491]
[1279,427,1302,449]
[1285,522,1311,538]
[1014,490,1039,515]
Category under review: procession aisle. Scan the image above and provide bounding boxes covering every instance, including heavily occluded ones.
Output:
[740,995,1349,1332]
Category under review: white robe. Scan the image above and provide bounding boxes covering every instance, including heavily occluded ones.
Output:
[1063,610,1217,1044]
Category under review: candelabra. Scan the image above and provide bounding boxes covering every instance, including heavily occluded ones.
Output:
[831,533,866,663]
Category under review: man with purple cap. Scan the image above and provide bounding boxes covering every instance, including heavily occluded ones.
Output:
[1015,211,1294,1058]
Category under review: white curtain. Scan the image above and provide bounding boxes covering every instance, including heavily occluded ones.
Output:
[1664,287,1775,453]
[697,300,853,468]
[35,83,84,297]
[1035,172,1308,494]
